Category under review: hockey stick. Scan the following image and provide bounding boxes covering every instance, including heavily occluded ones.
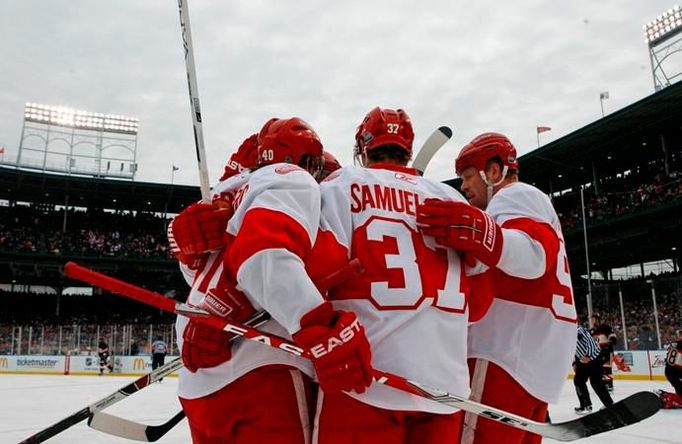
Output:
[83,259,364,442]
[412,126,453,175]
[63,262,661,441]
[18,311,272,444]
[89,410,186,442]
[177,0,211,200]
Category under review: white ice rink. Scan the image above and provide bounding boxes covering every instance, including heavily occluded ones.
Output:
[1,374,679,443]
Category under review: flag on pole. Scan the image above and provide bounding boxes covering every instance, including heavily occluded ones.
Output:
[172,165,179,171]
[536,126,552,134]
[600,91,610,100]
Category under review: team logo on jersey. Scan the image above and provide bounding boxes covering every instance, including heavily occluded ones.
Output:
[275,165,303,175]
[394,172,417,185]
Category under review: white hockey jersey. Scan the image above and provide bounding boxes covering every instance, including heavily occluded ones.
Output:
[176,164,322,399]
[467,182,577,403]
[313,164,471,414]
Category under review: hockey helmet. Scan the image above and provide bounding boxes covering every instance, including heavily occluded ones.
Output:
[354,107,414,160]
[455,132,518,176]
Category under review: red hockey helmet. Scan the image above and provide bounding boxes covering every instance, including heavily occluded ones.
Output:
[455,132,519,176]
[219,133,259,181]
[322,151,342,176]
[257,117,324,176]
[354,107,414,159]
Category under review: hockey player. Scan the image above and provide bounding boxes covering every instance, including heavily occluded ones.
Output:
[97,340,113,375]
[658,331,682,409]
[589,314,617,392]
[170,118,373,444]
[308,107,475,443]
[416,132,577,444]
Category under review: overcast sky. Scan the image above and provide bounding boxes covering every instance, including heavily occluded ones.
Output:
[0,1,673,186]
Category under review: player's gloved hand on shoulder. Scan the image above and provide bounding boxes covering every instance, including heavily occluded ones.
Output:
[169,202,232,254]
[181,318,233,373]
[293,302,373,394]
[417,199,503,267]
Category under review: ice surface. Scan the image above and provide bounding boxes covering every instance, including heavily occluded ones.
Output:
[1,375,679,443]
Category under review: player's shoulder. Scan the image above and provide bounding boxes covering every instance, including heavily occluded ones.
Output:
[211,170,250,200]
[488,182,557,223]
[419,176,467,202]
[249,163,319,191]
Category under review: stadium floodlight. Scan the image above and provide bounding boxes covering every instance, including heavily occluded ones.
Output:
[644,5,682,91]
[643,5,682,46]
[23,103,139,135]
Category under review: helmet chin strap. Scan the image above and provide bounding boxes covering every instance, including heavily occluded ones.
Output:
[478,165,508,205]
[354,146,368,167]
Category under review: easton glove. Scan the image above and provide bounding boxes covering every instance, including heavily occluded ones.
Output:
[293,302,372,394]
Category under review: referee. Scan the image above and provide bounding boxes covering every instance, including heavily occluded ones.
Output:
[573,323,614,413]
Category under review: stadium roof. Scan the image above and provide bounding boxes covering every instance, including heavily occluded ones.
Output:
[520,81,682,193]
[0,166,201,214]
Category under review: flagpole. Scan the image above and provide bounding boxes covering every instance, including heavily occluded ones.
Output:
[536,128,540,147]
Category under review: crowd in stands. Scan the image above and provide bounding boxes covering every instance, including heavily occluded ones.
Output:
[578,280,682,351]
[555,166,682,230]
[1,157,681,356]
[0,205,171,259]
[0,291,175,355]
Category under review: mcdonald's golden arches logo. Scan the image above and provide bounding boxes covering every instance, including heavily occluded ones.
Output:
[133,358,146,370]
[0,357,7,368]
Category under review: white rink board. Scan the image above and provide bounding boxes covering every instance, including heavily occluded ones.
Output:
[0,355,180,376]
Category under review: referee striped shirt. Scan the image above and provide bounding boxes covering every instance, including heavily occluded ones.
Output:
[575,325,601,361]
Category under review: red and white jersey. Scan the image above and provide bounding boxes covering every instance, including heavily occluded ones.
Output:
[176,164,322,399]
[313,164,470,414]
[467,182,577,403]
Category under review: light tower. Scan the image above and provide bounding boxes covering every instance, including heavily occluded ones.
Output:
[644,5,682,91]
[13,103,139,179]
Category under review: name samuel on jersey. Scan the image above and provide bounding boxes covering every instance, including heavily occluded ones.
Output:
[350,183,421,216]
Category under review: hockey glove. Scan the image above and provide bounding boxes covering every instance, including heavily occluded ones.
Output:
[293,302,373,394]
[182,319,233,373]
[170,202,233,255]
[417,199,503,267]
[182,275,256,373]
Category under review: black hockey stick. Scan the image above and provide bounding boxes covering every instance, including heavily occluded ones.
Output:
[19,310,272,444]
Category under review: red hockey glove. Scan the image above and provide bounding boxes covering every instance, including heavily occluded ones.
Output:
[182,319,233,373]
[293,303,373,394]
[167,220,206,270]
[197,279,256,324]
[417,199,503,267]
[171,202,233,255]
[182,275,256,373]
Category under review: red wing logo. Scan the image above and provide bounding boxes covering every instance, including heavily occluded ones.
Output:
[275,165,303,175]
[394,172,417,185]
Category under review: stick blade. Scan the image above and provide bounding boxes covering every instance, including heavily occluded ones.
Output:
[89,410,186,442]
[412,126,453,174]
[538,391,662,442]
